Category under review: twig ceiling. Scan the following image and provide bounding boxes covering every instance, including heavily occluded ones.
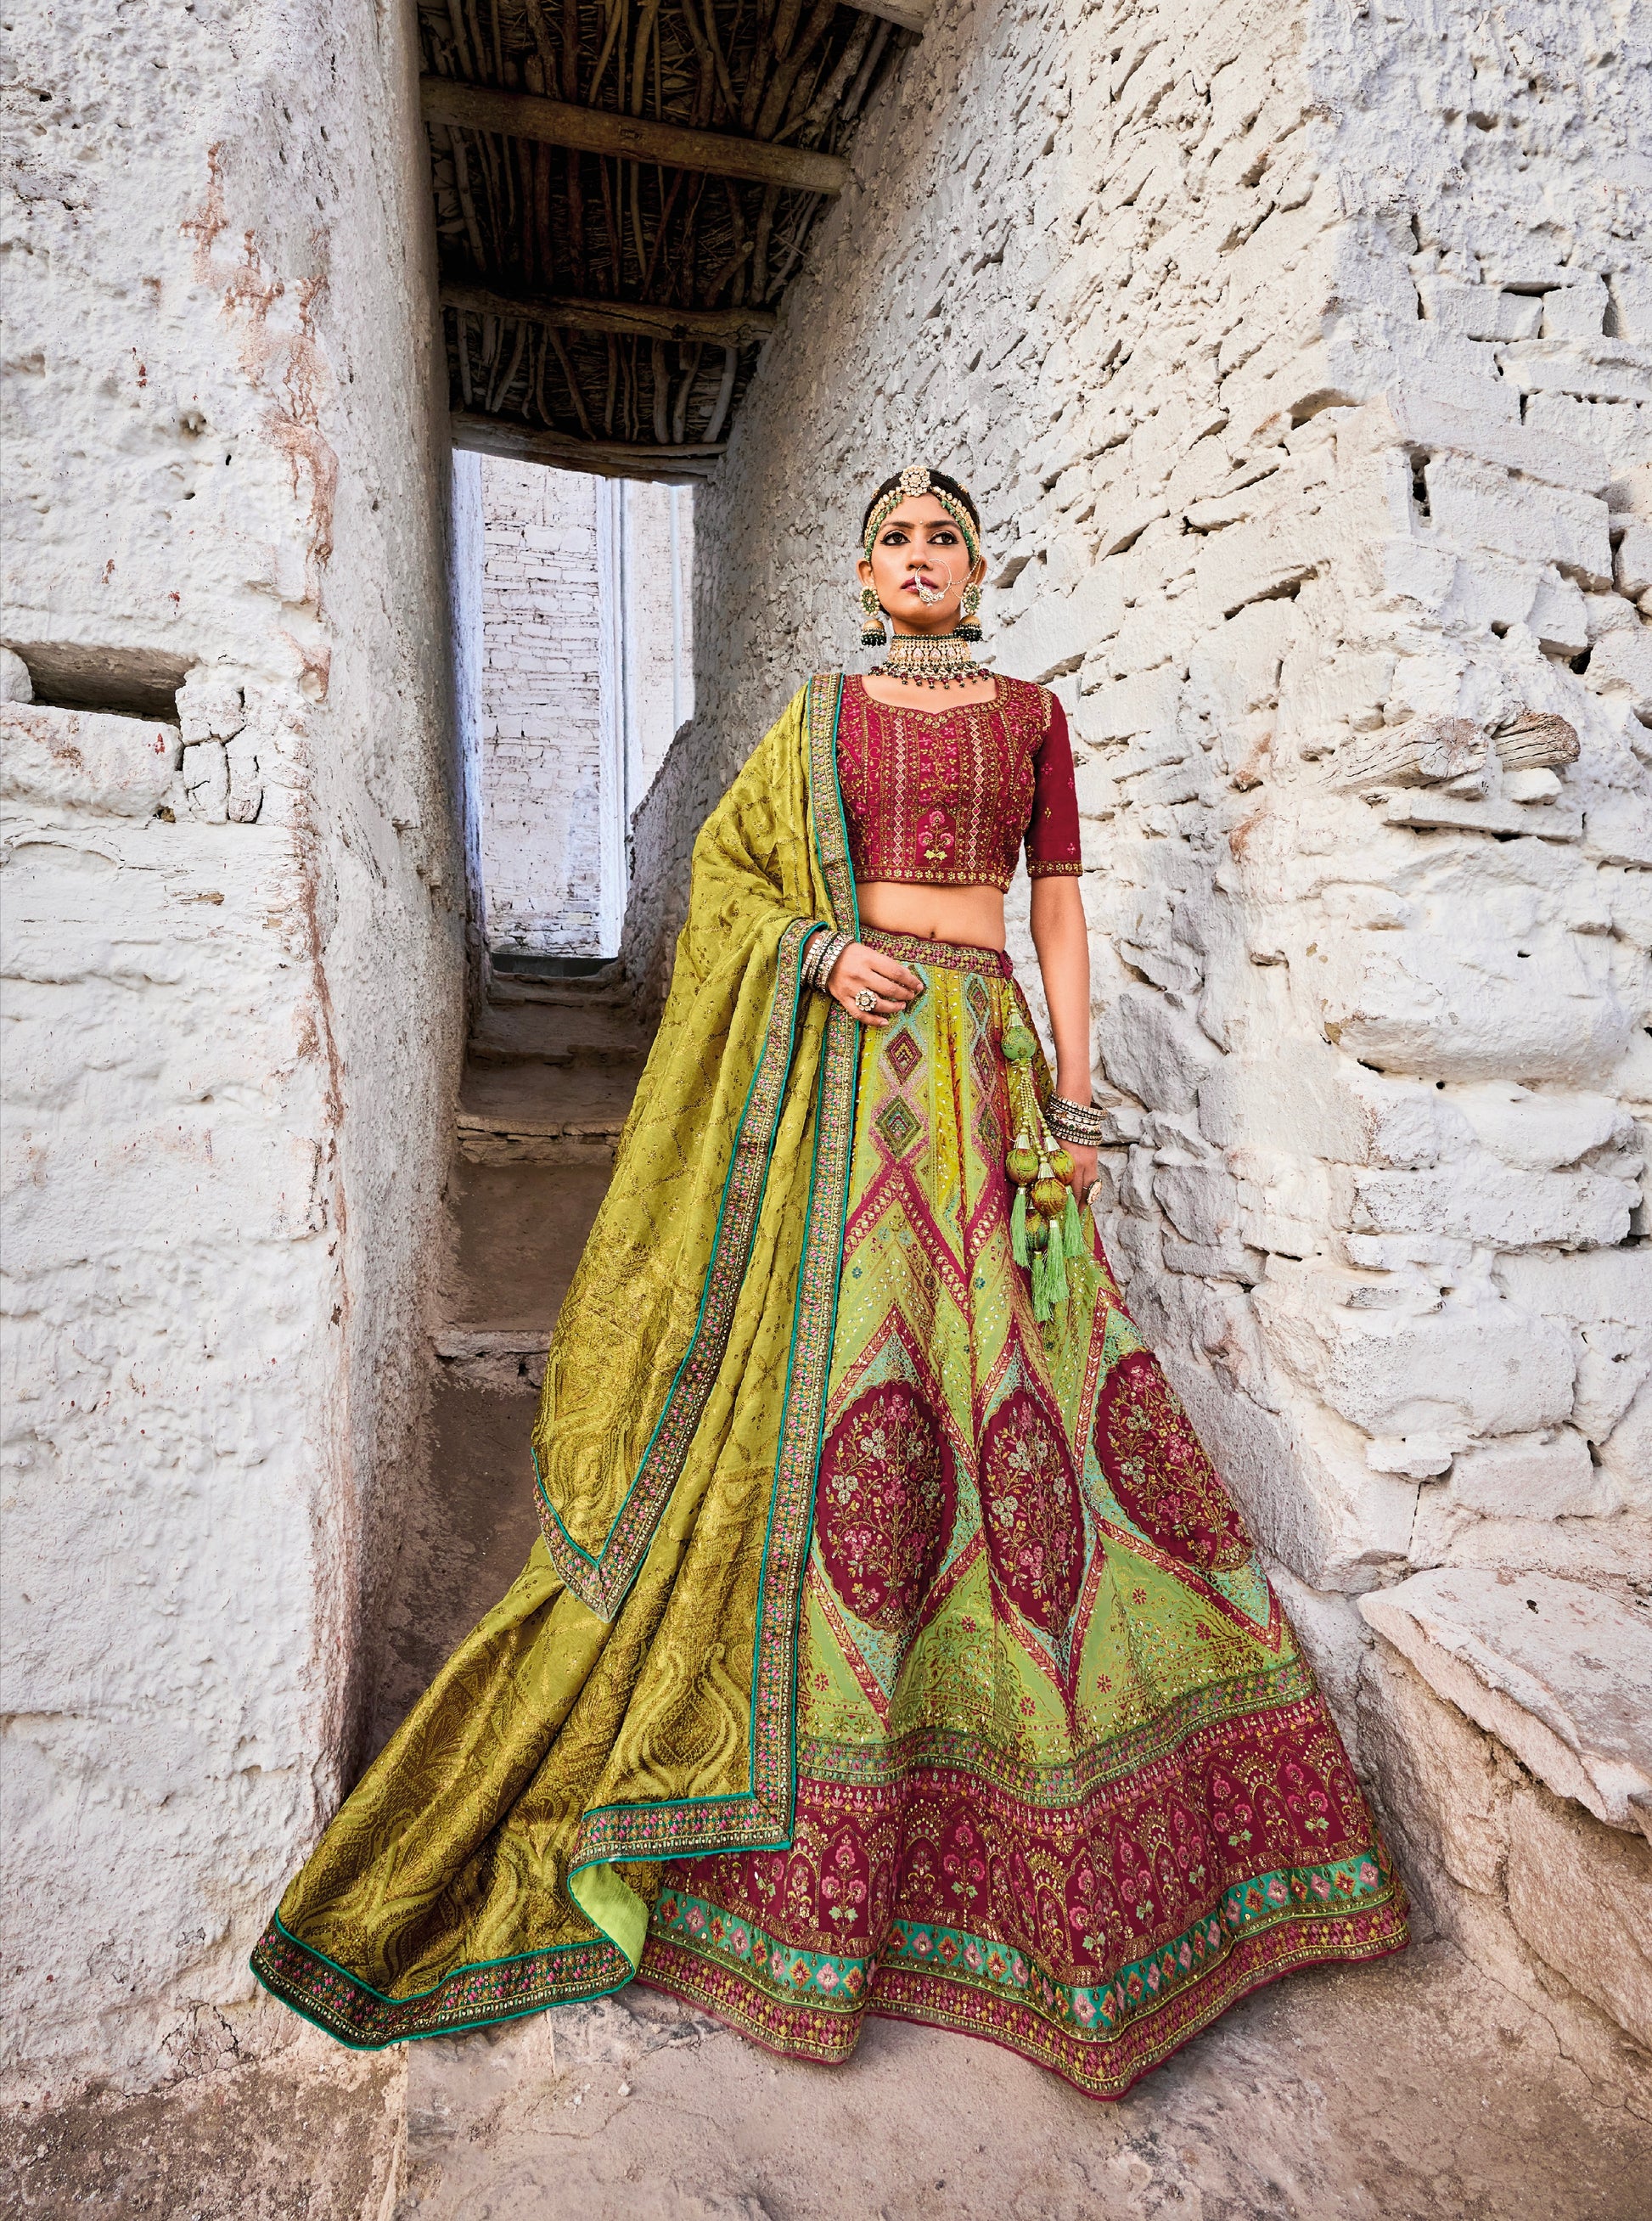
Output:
[420,0,913,481]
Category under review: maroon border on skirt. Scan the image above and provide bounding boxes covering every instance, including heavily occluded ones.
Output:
[860,925,1014,978]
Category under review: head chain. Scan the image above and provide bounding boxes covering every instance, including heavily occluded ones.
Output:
[862,464,980,569]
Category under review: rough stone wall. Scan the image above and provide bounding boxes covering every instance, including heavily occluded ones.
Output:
[640,0,1652,2026]
[1,0,465,2094]
[1357,1636,1652,2093]
[677,0,1651,1594]
[475,458,606,955]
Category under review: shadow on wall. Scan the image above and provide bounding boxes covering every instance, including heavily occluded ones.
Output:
[620,712,706,1015]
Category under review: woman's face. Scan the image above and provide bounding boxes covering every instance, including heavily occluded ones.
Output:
[857,492,986,635]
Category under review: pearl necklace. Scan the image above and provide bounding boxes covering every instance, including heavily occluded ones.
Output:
[868,630,992,690]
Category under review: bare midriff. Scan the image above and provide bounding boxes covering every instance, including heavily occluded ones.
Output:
[854,880,1007,951]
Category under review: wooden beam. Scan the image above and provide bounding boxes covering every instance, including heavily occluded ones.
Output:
[450,411,725,484]
[441,281,774,350]
[421,79,848,196]
[851,0,931,31]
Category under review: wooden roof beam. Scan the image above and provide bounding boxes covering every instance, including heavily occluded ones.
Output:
[851,0,932,31]
[421,80,849,197]
[440,282,775,350]
[450,412,725,484]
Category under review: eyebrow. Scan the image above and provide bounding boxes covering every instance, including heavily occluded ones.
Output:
[877,514,962,530]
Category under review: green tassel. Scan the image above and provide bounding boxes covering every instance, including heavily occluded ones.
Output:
[1010,1184,1029,1268]
[1063,1185,1085,1259]
[1045,1224,1068,1307]
[1031,1244,1052,1324]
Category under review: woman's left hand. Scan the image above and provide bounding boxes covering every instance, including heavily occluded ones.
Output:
[1066,1143,1098,1206]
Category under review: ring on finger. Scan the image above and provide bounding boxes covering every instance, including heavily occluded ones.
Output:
[853,987,879,1015]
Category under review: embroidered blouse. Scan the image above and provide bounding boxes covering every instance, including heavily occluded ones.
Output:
[836,674,1082,891]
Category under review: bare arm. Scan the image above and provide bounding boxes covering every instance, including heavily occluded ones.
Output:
[1029,876,1096,1195]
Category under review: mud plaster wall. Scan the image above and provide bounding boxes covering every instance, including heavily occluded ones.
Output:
[644,0,1652,1659]
[1,0,466,2093]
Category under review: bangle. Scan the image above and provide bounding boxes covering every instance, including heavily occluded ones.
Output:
[1047,1094,1105,1146]
[803,929,852,992]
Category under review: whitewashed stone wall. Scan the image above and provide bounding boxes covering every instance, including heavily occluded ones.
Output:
[1,0,465,2094]
[642,0,1652,2042]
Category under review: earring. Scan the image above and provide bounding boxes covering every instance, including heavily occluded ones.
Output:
[859,585,887,648]
[957,581,983,644]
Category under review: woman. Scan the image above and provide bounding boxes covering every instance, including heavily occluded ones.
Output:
[253,466,1406,2098]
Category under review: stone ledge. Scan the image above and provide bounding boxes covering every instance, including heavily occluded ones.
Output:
[1359,1569,1652,1843]
[0,700,181,817]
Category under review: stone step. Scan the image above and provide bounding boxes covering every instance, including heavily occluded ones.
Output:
[470,995,650,1069]
[433,1327,550,1392]
[441,1155,614,1337]
[458,1061,638,1164]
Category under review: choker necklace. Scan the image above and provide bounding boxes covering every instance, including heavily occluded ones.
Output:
[868,630,992,690]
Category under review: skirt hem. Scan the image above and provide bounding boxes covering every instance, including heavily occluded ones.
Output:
[636,1903,1409,2102]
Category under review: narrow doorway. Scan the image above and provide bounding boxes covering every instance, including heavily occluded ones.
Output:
[453,454,694,976]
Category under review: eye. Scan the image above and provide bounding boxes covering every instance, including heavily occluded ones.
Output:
[880,526,909,544]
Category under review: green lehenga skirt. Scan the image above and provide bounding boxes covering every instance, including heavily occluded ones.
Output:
[638,930,1405,2090]
[252,923,1405,2099]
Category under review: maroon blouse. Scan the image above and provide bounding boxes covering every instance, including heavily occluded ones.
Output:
[836,675,1082,891]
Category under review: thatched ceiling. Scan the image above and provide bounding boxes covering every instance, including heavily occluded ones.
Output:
[419,0,922,482]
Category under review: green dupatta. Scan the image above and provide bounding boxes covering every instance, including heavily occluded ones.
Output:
[250,676,859,2046]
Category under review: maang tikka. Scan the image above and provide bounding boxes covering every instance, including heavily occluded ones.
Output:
[858,584,887,648]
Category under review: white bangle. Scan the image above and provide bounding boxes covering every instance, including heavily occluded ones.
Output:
[803,929,851,992]
[1047,1095,1105,1146]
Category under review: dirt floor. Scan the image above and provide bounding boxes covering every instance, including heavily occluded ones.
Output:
[8,1942,1651,2221]
[7,978,1650,2221]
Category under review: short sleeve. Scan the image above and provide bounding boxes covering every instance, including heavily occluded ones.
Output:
[1025,691,1082,877]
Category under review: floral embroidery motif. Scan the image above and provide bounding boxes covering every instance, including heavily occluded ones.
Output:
[816,1381,957,1637]
[980,1384,1084,1631]
[1094,1350,1252,1574]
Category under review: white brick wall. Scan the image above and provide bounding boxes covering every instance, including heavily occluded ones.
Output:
[475,467,694,958]
[476,458,606,955]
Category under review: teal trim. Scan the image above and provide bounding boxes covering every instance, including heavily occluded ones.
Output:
[264,1909,606,2005]
[814,671,860,938]
[251,1913,636,2053]
[553,681,862,1858]
[258,1984,629,2055]
[536,914,813,1606]
[745,666,861,1821]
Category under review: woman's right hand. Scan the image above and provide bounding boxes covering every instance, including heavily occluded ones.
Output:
[826,942,924,1027]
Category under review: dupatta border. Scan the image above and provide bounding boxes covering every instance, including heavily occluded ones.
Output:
[571,673,862,1864]
[533,909,821,1621]
[250,1910,634,2050]
[249,680,863,2046]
